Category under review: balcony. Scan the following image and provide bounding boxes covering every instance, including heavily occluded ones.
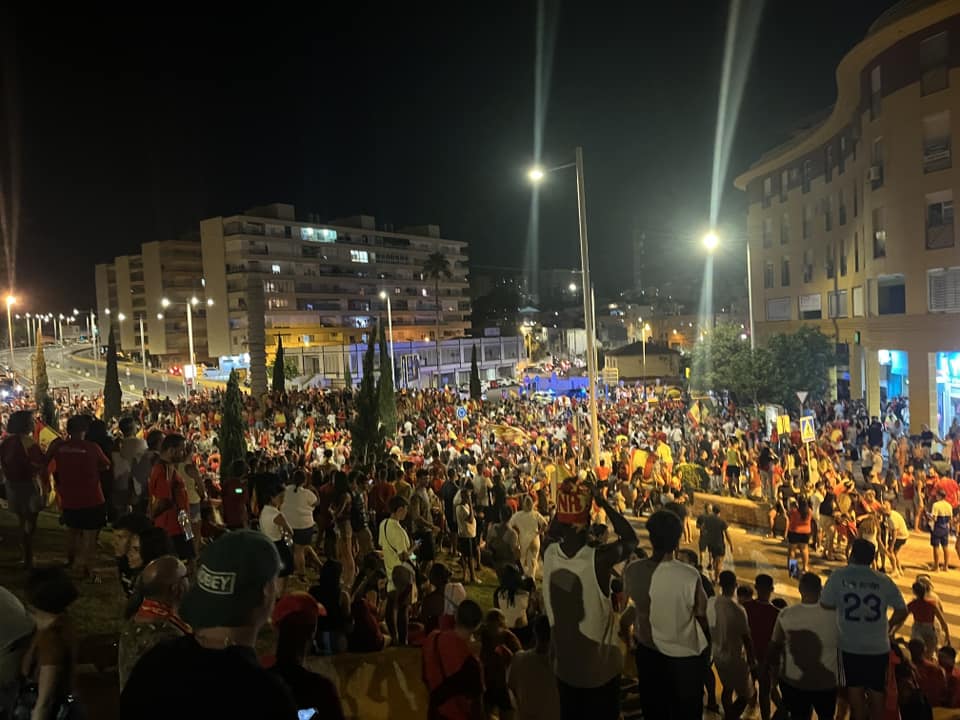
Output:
[923,143,951,174]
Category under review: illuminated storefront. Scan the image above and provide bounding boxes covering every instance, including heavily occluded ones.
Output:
[878,349,908,403]
[936,352,960,437]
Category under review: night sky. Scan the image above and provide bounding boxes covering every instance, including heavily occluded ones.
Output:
[3,1,899,310]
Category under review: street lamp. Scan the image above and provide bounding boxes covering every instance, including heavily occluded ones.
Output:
[162,296,213,389]
[378,291,396,384]
[528,147,601,464]
[568,282,577,293]
[702,229,755,350]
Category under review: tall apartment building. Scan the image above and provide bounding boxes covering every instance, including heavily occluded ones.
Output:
[735,0,960,435]
[200,204,471,365]
[95,240,208,365]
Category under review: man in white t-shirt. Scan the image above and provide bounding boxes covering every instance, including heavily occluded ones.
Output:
[623,510,710,720]
[767,572,838,720]
[883,500,909,577]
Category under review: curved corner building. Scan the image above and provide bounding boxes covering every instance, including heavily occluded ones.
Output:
[736,0,960,435]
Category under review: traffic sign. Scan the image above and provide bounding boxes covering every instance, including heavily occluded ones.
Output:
[601,367,619,385]
[800,416,816,444]
[456,406,468,420]
[796,390,808,405]
[776,414,791,435]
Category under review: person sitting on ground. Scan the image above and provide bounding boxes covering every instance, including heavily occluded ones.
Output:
[123,526,176,620]
[507,614,561,720]
[120,530,298,718]
[420,562,465,634]
[309,560,352,655]
[907,638,946,710]
[118,555,191,689]
[938,645,960,708]
[422,599,485,720]
[348,573,389,653]
[267,592,345,720]
[112,512,153,598]
[20,567,80,720]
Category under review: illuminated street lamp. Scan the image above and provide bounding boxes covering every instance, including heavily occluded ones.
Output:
[378,291,395,383]
[161,296,213,389]
[528,147,601,464]
[702,229,755,350]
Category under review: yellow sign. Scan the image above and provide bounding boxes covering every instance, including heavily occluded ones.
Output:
[776,415,791,435]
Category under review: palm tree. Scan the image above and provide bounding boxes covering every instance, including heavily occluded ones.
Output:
[422,251,452,387]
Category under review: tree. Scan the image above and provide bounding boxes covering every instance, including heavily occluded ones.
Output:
[342,351,352,389]
[351,324,382,462]
[423,251,452,387]
[272,335,285,393]
[469,345,482,401]
[219,370,247,483]
[103,325,122,422]
[377,320,397,438]
[33,336,56,427]
[766,326,836,410]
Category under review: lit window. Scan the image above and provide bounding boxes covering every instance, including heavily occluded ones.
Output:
[271,264,281,275]
[350,250,369,264]
[421,288,428,297]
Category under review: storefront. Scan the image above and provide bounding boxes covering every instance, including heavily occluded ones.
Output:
[878,349,908,403]
[936,351,960,437]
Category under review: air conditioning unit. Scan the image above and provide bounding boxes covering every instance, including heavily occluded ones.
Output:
[867,165,883,182]
[924,146,951,163]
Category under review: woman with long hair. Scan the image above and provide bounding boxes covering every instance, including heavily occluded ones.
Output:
[0,411,48,569]
[331,471,356,588]
[786,497,813,574]
[493,564,531,646]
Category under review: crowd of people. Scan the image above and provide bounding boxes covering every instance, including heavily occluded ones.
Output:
[0,381,957,719]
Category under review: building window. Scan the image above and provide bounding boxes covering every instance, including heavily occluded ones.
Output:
[853,285,865,316]
[780,212,790,245]
[801,159,812,193]
[271,264,281,275]
[923,111,951,173]
[799,293,822,320]
[766,297,791,321]
[781,256,791,287]
[779,169,789,202]
[853,182,859,218]
[926,190,955,249]
[828,290,848,318]
[350,250,370,263]
[838,189,846,226]
[838,136,846,174]
[763,177,773,208]
[870,138,884,189]
[267,297,290,309]
[803,250,814,283]
[920,32,949,96]
[825,145,834,182]
[825,243,835,279]
[877,274,906,315]
[840,238,848,277]
[872,207,886,258]
[928,267,960,312]
[870,65,882,120]
[854,231,861,272]
[763,261,774,289]
[762,217,773,248]
[803,204,813,240]
[823,196,832,231]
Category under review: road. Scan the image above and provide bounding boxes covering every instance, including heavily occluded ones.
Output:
[630,512,960,633]
[0,345,189,402]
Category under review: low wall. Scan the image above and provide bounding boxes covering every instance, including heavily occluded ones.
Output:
[691,492,772,530]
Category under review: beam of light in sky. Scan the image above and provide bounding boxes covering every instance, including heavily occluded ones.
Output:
[525,0,558,302]
[0,11,21,292]
[709,0,764,226]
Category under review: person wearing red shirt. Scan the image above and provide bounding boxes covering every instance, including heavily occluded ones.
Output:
[49,414,111,579]
[938,645,960,707]
[220,459,250,530]
[0,410,51,569]
[422,599,484,720]
[148,434,193,563]
[908,638,946,709]
[938,472,960,510]
[743,574,780,720]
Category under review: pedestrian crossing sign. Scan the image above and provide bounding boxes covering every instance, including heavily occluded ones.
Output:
[800,416,816,444]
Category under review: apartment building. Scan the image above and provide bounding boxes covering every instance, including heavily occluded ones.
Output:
[200,204,471,374]
[95,240,208,365]
[735,0,960,435]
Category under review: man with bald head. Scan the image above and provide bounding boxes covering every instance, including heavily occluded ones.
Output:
[118,555,191,688]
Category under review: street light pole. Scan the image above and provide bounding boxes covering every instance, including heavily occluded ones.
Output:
[379,291,395,384]
[745,241,756,351]
[574,146,601,466]
[139,315,148,390]
[90,310,98,380]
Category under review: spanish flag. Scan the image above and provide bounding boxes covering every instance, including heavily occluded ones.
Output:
[304,427,315,456]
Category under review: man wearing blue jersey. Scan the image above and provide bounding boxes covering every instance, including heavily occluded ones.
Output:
[821,539,907,720]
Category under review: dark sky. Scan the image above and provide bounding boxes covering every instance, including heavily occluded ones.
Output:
[4,1,899,310]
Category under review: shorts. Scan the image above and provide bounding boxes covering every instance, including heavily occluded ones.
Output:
[292,526,316,546]
[931,533,949,548]
[708,544,725,559]
[188,502,202,523]
[840,651,888,692]
[62,504,106,531]
[4,479,41,516]
[715,658,752,698]
[458,536,476,557]
[787,531,810,545]
[893,538,907,551]
[725,466,741,480]
[172,533,197,561]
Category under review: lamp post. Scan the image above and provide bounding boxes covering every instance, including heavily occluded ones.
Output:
[5,295,14,366]
[703,230,755,351]
[640,321,651,398]
[378,291,396,384]
[162,296,213,391]
[24,313,31,347]
[139,315,148,390]
[529,146,601,464]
